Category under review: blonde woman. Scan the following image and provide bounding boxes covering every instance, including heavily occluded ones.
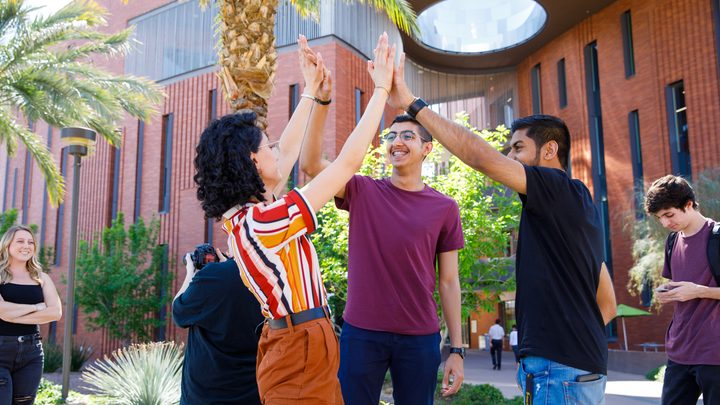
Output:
[0,225,61,404]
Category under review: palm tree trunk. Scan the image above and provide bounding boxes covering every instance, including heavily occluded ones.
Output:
[218,0,278,130]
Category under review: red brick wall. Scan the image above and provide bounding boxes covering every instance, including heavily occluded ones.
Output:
[516,0,720,349]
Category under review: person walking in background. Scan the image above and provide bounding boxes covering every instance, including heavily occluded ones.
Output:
[644,175,720,405]
[509,325,520,364]
[488,319,505,370]
[173,247,264,405]
[384,53,617,404]
[0,225,62,404]
[193,33,394,404]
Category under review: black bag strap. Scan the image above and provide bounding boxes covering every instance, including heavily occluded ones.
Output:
[664,231,679,279]
[707,222,720,287]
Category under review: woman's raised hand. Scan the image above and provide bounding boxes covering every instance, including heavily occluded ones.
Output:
[367,32,395,95]
[298,34,324,97]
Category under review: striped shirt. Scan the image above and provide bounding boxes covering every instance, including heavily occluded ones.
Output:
[222,189,327,319]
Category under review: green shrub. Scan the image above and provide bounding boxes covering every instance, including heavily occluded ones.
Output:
[36,378,63,405]
[81,341,183,405]
[43,342,63,373]
[72,343,93,371]
[646,365,666,381]
[435,383,508,404]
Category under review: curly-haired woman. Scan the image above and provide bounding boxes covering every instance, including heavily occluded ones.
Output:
[194,33,394,404]
[0,225,62,404]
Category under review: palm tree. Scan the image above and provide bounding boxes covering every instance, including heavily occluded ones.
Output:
[204,0,418,130]
[0,0,164,205]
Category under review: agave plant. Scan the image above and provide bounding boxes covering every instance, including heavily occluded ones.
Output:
[203,0,418,130]
[0,0,164,205]
[81,341,184,405]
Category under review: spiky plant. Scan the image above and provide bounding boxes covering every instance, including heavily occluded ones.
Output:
[203,0,418,130]
[0,0,164,205]
[81,341,183,405]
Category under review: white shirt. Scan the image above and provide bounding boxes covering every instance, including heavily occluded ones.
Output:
[509,330,518,346]
[489,324,505,340]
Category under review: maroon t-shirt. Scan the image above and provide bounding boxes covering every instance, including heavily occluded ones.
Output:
[335,175,464,335]
[662,219,720,365]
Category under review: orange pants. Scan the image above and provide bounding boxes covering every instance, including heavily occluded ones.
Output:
[256,316,343,405]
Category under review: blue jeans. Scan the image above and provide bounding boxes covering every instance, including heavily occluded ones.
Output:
[517,356,606,405]
[0,334,44,405]
[338,322,441,405]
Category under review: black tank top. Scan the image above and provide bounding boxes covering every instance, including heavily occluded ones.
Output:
[0,283,43,336]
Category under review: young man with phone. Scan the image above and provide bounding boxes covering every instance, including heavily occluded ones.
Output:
[645,175,720,405]
[385,53,617,405]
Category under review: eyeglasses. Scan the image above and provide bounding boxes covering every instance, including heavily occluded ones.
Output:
[260,140,280,151]
[383,130,431,143]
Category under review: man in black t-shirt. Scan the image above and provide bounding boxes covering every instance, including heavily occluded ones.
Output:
[173,252,264,405]
[385,55,617,404]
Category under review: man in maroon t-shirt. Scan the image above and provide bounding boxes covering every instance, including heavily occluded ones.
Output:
[300,113,465,405]
[645,175,720,405]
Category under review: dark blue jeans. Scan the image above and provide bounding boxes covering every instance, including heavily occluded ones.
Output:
[338,322,440,405]
[661,360,720,405]
[0,334,44,405]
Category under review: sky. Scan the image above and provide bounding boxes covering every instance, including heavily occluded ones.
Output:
[25,0,74,18]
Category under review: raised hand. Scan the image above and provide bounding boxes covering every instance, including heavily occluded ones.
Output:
[298,34,324,97]
[367,32,395,95]
[388,52,415,110]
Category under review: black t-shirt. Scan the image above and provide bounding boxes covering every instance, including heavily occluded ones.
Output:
[0,283,43,336]
[516,166,607,374]
[172,260,264,405]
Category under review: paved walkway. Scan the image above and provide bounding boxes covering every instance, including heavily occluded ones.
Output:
[460,349,703,405]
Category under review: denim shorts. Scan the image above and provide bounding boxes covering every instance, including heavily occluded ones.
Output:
[516,356,606,405]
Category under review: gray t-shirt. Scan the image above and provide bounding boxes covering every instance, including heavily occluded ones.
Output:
[663,219,720,365]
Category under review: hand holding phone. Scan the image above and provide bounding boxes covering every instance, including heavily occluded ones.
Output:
[655,285,672,293]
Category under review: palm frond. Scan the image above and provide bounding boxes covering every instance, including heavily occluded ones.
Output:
[357,0,418,35]
[0,109,64,205]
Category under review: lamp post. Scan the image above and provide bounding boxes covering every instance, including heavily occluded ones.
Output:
[60,127,96,400]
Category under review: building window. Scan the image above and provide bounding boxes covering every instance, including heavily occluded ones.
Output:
[628,110,644,219]
[108,145,121,225]
[159,114,174,213]
[584,40,614,276]
[205,90,218,242]
[288,84,300,188]
[557,58,567,108]
[531,64,542,114]
[621,10,636,78]
[54,149,69,265]
[666,81,691,179]
[21,149,32,224]
[134,121,145,222]
[11,168,18,209]
[155,244,169,341]
[40,126,53,246]
[125,1,219,82]
[355,88,363,124]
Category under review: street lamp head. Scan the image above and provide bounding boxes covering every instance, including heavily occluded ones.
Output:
[61,127,97,157]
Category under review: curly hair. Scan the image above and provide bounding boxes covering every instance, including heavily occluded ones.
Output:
[194,112,267,220]
[0,225,43,285]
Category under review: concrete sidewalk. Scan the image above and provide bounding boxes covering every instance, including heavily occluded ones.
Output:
[458,349,703,405]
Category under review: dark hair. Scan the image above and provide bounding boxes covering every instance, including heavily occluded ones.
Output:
[194,112,267,220]
[644,175,698,214]
[391,114,433,142]
[495,319,501,324]
[510,115,570,170]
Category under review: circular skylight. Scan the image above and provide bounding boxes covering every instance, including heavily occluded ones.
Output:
[417,0,547,54]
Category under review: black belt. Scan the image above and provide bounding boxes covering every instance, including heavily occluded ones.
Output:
[268,306,330,329]
[0,333,41,343]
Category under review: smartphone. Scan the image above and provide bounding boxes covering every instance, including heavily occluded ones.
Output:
[575,373,602,382]
[655,286,673,293]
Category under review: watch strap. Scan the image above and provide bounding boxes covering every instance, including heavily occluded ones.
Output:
[406,97,428,119]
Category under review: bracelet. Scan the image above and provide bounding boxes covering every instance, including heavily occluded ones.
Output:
[375,86,390,96]
[301,93,332,105]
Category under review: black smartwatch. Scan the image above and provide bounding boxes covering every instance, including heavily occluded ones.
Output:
[406,97,428,119]
[449,347,465,359]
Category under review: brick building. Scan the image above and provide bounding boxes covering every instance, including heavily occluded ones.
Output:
[1,0,719,356]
